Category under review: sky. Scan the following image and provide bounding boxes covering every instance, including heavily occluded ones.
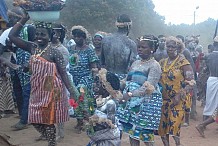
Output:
[152,0,218,25]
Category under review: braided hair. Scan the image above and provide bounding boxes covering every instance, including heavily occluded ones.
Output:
[52,23,66,43]
[106,72,120,90]
[137,35,159,53]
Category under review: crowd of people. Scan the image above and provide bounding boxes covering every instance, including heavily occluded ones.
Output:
[0,7,218,146]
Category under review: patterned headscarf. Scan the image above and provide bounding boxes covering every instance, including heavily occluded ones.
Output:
[34,21,52,29]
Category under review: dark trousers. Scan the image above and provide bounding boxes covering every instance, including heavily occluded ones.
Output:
[20,83,31,124]
[12,73,23,116]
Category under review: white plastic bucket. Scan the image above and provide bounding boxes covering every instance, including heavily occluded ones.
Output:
[27,11,60,22]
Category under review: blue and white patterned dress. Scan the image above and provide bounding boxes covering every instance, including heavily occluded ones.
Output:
[117,58,162,142]
[68,45,98,118]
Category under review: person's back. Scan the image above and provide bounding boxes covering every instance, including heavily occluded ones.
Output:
[102,32,136,74]
[101,14,137,75]
[206,51,218,77]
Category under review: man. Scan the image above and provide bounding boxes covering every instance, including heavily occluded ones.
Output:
[4,8,35,130]
[154,35,168,62]
[207,44,214,53]
[196,36,218,137]
[101,14,137,79]
[202,36,218,118]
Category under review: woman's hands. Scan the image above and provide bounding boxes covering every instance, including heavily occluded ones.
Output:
[22,10,30,21]
[69,87,80,100]
[119,92,132,103]
[170,93,181,108]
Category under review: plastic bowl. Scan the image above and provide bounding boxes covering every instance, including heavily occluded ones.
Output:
[27,11,60,22]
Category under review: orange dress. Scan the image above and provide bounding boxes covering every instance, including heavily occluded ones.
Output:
[28,55,69,124]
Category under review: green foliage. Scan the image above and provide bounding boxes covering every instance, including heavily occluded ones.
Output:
[5,0,217,50]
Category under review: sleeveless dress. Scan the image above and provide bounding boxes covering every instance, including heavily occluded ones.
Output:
[28,55,69,124]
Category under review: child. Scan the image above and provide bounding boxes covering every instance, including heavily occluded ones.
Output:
[86,68,122,146]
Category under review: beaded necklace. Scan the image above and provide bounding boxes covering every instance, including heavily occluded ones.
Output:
[141,57,154,63]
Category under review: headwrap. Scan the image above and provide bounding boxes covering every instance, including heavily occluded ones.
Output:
[34,21,52,29]
[94,31,109,39]
[115,21,132,28]
[94,33,104,39]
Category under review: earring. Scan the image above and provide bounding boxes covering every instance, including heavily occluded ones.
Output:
[151,51,153,53]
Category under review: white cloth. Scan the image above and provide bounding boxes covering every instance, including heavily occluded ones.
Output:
[66,39,75,48]
[0,27,12,46]
[203,77,218,116]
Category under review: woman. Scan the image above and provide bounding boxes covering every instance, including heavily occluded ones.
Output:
[68,25,98,133]
[87,68,121,146]
[158,36,194,146]
[9,14,79,146]
[93,32,105,67]
[117,35,162,146]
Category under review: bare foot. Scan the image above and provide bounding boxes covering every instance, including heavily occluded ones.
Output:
[196,125,205,138]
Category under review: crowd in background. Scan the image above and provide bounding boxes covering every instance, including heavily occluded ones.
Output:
[0,7,218,146]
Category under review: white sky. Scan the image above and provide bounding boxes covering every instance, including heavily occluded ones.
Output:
[152,0,218,25]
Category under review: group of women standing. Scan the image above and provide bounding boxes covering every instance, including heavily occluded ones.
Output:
[5,10,196,146]
[116,35,194,146]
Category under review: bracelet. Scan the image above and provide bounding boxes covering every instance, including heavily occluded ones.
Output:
[127,92,133,97]
[16,22,24,27]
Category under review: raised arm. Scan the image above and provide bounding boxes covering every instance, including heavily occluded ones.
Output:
[8,14,35,54]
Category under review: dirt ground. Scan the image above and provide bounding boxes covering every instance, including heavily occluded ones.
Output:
[0,101,217,146]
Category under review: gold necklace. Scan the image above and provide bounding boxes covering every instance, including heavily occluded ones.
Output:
[163,56,179,72]
[35,43,51,57]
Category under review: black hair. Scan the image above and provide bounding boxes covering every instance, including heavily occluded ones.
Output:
[52,23,66,43]
[34,21,53,41]
[72,29,86,39]
[158,35,165,39]
[106,72,120,90]
[138,35,159,53]
[176,35,184,42]
[117,14,131,23]
[208,44,214,49]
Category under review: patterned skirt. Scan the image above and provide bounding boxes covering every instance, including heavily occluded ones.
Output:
[0,72,15,112]
[212,107,218,123]
[117,82,162,142]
